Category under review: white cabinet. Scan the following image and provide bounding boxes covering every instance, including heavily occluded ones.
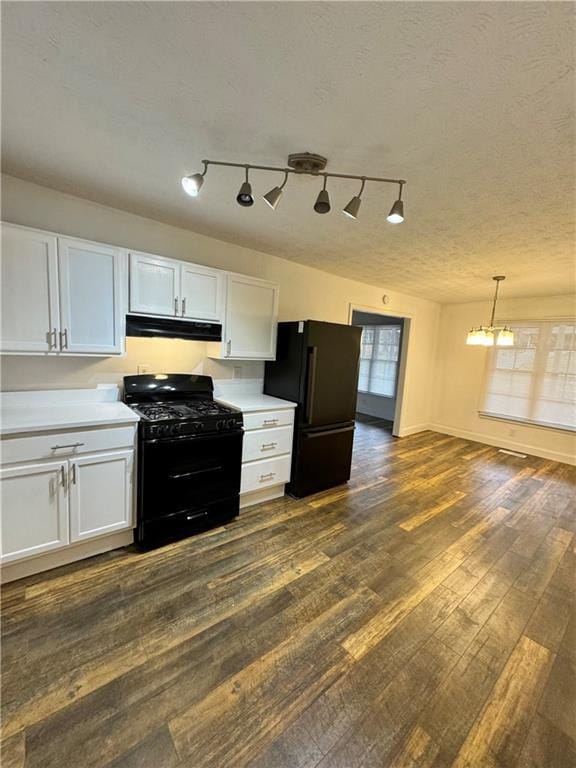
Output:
[69,450,133,542]
[1,225,59,353]
[0,426,136,567]
[0,224,125,356]
[209,274,279,360]
[129,252,180,317]
[180,262,223,321]
[0,461,69,562]
[129,252,223,321]
[58,238,124,354]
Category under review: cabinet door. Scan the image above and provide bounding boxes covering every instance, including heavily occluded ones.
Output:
[0,461,68,562]
[129,252,180,317]
[181,263,223,321]
[225,275,279,359]
[58,238,124,354]
[1,224,59,353]
[69,450,134,542]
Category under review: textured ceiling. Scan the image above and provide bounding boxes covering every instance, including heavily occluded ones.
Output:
[2,1,575,303]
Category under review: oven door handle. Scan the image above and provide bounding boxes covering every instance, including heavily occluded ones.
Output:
[169,465,223,480]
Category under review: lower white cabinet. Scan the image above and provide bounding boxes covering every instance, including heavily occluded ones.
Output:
[0,461,69,562]
[239,407,295,508]
[0,428,135,567]
[69,450,134,542]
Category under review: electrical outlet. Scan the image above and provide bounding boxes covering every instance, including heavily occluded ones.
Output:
[233,366,242,379]
[137,364,151,374]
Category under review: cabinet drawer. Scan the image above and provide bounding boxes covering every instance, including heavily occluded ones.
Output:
[243,409,294,431]
[240,455,291,494]
[242,426,292,463]
[1,426,136,465]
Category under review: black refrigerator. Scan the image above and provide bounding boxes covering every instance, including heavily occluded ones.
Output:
[264,320,362,498]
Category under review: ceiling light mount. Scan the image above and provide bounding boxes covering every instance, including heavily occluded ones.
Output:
[287,152,328,174]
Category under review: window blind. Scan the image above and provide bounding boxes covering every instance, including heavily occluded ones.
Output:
[358,325,402,397]
[480,320,576,431]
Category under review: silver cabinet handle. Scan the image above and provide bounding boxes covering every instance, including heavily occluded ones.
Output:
[260,442,277,451]
[174,297,179,315]
[60,465,66,488]
[263,419,279,425]
[259,472,276,482]
[71,463,77,485]
[59,328,68,350]
[47,328,57,349]
[181,297,186,316]
[226,340,231,357]
[51,442,85,450]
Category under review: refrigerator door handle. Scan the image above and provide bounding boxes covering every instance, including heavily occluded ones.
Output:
[305,346,318,424]
[303,425,355,438]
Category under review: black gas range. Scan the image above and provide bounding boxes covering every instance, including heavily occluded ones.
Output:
[124,374,243,549]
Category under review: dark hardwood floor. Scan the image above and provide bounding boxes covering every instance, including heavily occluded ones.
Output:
[1,423,575,767]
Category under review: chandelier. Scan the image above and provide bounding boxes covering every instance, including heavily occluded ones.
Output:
[466,276,514,347]
[181,152,407,223]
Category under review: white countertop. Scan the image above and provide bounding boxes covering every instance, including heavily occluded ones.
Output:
[213,378,296,413]
[0,387,139,436]
[216,392,297,413]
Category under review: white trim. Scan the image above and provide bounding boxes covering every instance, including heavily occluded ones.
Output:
[395,423,431,437]
[478,411,576,434]
[429,423,575,466]
[240,484,285,509]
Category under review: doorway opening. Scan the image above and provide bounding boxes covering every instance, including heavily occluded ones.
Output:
[350,308,409,438]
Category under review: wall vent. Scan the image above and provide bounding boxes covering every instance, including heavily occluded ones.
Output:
[498,449,527,458]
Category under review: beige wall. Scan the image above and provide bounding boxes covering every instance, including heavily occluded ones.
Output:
[432,295,576,464]
[1,175,440,436]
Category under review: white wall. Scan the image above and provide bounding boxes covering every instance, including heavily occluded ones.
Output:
[1,175,441,436]
[356,391,396,421]
[432,295,576,464]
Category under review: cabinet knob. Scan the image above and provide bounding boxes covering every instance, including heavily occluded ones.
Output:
[181,297,186,316]
[174,297,179,316]
[59,328,68,349]
[226,340,231,357]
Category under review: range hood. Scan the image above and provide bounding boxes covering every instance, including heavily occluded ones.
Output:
[126,314,222,342]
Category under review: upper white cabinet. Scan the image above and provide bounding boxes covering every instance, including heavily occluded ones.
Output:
[58,238,124,354]
[1,224,125,356]
[129,252,180,317]
[212,274,279,360]
[1,225,59,353]
[129,251,223,322]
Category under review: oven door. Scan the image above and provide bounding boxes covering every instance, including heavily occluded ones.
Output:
[139,430,242,521]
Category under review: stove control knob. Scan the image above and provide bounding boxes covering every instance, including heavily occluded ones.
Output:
[195,422,203,431]
[227,418,237,429]
[216,419,225,430]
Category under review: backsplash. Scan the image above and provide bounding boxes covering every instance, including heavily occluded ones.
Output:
[0,337,264,392]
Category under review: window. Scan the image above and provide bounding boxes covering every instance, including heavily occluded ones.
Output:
[480,320,576,431]
[357,325,402,397]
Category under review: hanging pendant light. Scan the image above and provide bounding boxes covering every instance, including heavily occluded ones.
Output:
[466,276,514,347]
[387,182,405,224]
[343,178,366,219]
[263,171,289,210]
[236,167,254,207]
[314,176,331,214]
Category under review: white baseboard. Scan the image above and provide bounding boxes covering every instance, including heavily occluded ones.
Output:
[240,484,285,509]
[429,423,575,466]
[1,530,134,583]
[395,423,431,437]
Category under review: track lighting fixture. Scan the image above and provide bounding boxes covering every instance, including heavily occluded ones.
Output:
[466,276,515,347]
[236,167,254,207]
[343,178,366,220]
[180,152,407,222]
[387,182,405,224]
[314,176,331,214]
[263,172,288,210]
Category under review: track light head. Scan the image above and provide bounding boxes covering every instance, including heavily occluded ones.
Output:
[263,172,288,210]
[314,177,331,214]
[343,196,361,219]
[181,173,205,198]
[387,199,404,224]
[236,167,254,207]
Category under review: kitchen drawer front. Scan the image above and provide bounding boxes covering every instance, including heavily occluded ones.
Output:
[1,426,136,465]
[242,426,292,463]
[241,455,291,494]
[243,409,294,432]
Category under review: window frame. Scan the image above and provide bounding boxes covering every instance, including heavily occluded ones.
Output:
[478,318,576,434]
[357,323,403,399]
